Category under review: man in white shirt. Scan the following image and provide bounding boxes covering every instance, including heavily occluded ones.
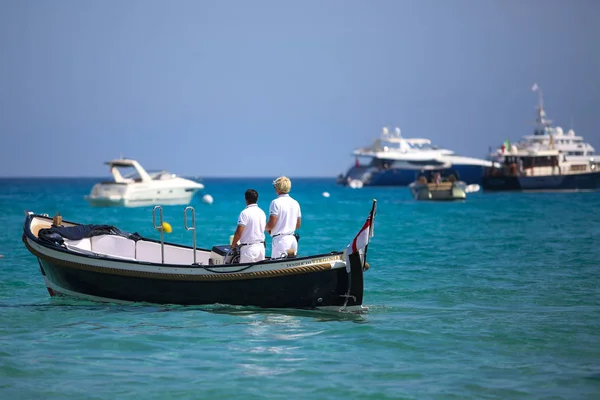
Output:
[265,176,302,258]
[231,189,267,263]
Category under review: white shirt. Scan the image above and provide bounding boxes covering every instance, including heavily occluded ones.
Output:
[237,204,266,244]
[269,194,301,236]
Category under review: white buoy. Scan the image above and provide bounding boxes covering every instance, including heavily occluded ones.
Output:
[202,194,214,204]
[465,184,481,193]
[348,179,364,189]
[322,192,330,198]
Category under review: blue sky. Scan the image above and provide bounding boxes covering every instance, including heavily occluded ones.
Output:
[1,0,599,178]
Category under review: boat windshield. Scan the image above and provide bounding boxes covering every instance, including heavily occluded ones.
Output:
[120,169,174,182]
[115,167,140,182]
[409,142,440,150]
[148,171,175,180]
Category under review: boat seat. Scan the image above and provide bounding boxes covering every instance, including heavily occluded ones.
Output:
[163,245,204,265]
[91,235,136,259]
[136,240,164,263]
[64,238,92,251]
[135,241,209,265]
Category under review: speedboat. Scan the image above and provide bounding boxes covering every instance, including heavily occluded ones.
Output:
[489,84,596,166]
[337,127,495,187]
[85,158,205,207]
[408,169,480,201]
[483,85,600,191]
[409,178,466,201]
[21,201,377,311]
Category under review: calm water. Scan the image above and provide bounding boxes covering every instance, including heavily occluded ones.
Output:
[1,177,600,399]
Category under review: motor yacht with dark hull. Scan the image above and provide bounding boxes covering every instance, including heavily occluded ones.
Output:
[483,85,600,192]
[482,149,600,191]
[488,84,596,168]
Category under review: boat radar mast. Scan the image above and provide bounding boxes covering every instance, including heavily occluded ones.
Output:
[532,83,552,128]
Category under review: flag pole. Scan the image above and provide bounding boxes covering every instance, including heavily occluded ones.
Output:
[362,199,377,270]
[368,199,377,238]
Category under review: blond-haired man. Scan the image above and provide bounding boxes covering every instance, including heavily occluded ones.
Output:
[265,176,302,258]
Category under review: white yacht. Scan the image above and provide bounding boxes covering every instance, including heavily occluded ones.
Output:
[482,146,600,191]
[86,158,205,207]
[489,84,596,165]
[337,127,495,186]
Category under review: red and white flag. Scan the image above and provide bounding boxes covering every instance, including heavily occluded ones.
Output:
[532,83,539,92]
[344,201,376,272]
[349,216,372,254]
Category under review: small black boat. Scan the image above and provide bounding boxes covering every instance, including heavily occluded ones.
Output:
[22,201,377,311]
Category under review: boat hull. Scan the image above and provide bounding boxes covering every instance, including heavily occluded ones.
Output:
[481,171,600,191]
[409,182,467,201]
[86,186,201,207]
[25,237,365,310]
[341,164,485,186]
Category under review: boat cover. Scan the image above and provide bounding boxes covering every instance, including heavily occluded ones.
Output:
[38,224,142,246]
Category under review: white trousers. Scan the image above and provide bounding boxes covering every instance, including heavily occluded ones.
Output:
[240,243,265,263]
[271,235,298,259]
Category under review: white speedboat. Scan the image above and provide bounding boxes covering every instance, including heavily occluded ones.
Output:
[86,158,205,207]
[337,127,495,186]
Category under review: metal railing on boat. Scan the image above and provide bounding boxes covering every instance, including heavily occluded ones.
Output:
[152,206,166,264]
[184,206,197,265]
[152,205,199,265]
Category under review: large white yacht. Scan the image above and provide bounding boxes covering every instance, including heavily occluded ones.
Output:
[337,127,494,186]
[489,84,596,165]
[86,158,205,207]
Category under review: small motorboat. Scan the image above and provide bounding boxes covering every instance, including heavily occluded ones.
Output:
[409,173,468,201]
[85,158,205,207]
[22,201,377,311]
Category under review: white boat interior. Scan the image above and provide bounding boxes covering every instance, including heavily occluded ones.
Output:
[29,217,213,264]
[86,158,205,207]
[28,213,347,271]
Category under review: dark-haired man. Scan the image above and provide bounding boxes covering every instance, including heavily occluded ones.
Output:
[231,189,266,263]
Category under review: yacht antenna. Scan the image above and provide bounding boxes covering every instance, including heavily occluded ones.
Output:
[570,115,574,130]
[532,83,543,108]
[532,83,551,127]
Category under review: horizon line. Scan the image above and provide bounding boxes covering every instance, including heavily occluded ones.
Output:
[0,175,339,179]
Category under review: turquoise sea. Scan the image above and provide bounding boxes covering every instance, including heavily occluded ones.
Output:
[1,177,600,399]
